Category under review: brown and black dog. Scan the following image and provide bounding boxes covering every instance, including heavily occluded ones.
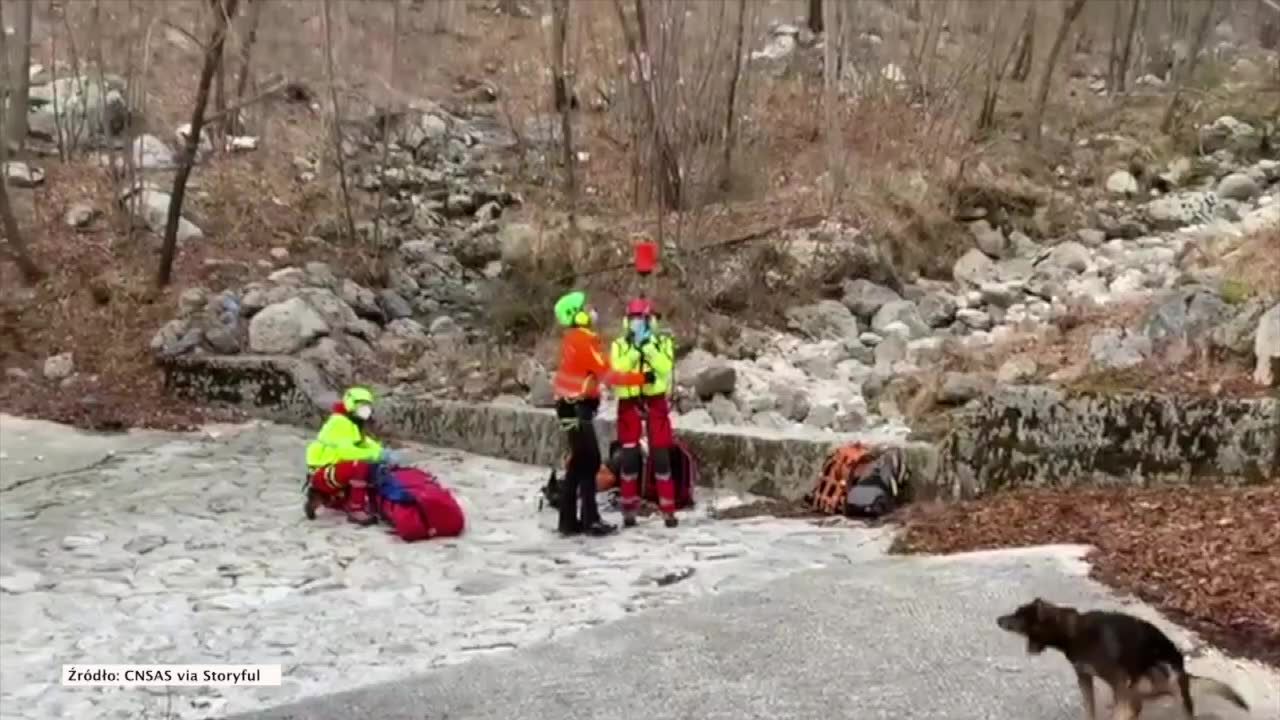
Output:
[997,598,1250,720]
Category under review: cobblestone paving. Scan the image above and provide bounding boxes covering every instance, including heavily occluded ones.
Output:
[0,416,893,720]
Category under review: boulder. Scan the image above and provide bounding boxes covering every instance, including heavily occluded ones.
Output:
[870,300,930,339]
[953,248,997,287]
[1105,170,1139,197]
[694,364,737,399]
[784,300,860,341]
[247,297,329,354]
[1216,173,1261,202]
[841,279,901,319]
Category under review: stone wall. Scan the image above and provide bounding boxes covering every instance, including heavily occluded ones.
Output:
[162,355,940,500]
[937,385,1280,497]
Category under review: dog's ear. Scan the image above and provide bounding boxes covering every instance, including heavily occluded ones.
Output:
[1031,597,1053,619]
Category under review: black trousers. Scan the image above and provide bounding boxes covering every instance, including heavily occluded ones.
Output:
[556,397,602,530]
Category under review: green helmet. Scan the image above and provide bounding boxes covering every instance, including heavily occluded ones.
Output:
[554,290,588,327]
[342,386,375,411]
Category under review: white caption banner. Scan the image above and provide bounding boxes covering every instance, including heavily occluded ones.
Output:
[62,664,283,687]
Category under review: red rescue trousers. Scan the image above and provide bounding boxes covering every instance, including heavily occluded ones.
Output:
[616,395,676,514]
[309,460,372,513]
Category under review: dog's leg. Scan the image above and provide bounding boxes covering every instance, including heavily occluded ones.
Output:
[1076,670,1098,720]
[1108,689,1142,720]
[1176,671,1195,720]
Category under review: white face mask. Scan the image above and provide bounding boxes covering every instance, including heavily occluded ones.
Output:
[588,308,598,326]
[353,405,373,420]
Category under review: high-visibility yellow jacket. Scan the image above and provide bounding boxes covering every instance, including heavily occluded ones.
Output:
[610,330,675,399]
[305,405,384,468]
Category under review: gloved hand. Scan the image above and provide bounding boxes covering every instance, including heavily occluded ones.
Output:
[379,449,404,467]
[643,370,657,385]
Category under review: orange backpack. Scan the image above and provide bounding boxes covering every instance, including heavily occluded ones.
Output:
[806,443,874,514]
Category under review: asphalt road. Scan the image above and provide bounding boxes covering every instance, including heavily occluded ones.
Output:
[224,546,1273,720]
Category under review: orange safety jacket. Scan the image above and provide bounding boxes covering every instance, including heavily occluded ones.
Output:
[552,327,647,401]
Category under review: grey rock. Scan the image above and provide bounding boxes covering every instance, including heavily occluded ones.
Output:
[300,337,355,384]
[1143,191,1219,231]
[678,408,715,427]
[956,308,992,331]
[706,394,743,424]
[841,279,901,319]
[874,333,908,368]
[917,292,958,328]
[247,297,329,354]
[784,300,860,341]
[870,300,929,339]
[979,283,1022,310]
[939,373,991,405]
[1075,228,1106,247]
[1088,328,1152,370]
[63,202,98,229]
[378,290,414,321]
[694,364,737,399]
[1198,115,1261,155]
[953,248,997,287]
[994,257,1036,283]
[752,411,791,431]
[341,280,382,321]
[1042,241,1092,274]
[772,384,811,422]
[43,353,74,380]
[802,403,837,429]
[1211,299,1271,355]
[1139,287,1231,349]
[968,220,1009,258]
[1216,173,1261,202]
[996,356,1038,384]
[1105,170,1138,197]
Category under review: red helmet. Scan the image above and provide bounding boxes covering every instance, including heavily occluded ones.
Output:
[626,297,653,316]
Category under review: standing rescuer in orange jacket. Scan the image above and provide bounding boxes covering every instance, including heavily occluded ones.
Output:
[551,290,652,537]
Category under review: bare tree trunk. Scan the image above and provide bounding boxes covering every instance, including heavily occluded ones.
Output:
[978,7,1025,132]
[1117,0,1143,93]
[0,92,44,283]
[1012,5,1037,82]
[0,179,43,283]
[807,0,823,34]
[1026,0,1089,147]
[231,0,264,135]
[320,0,358,243]
[1107,0,1124,91]
[1160,0,1219,134]
[551,0,577,223]
[822,0,843,214]
[719,0,748,191]
[156,0,239,288]
[612,0,682,210]
[372,0,400,251]
[4,0,34,150]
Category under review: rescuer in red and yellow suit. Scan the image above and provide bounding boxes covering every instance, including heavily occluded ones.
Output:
[610,297,679,529]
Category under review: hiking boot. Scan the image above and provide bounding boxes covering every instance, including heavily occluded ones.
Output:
[304,489,322,521]
[663,513,679,528]
[622,512,637,528]
[347,509,377,526]
[558,519,582,536]
[582,520,617,537]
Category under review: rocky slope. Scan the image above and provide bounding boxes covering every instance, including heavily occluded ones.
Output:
[134,103,1280,440]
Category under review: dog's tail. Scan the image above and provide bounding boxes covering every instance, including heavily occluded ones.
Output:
[1189,674,1249,710]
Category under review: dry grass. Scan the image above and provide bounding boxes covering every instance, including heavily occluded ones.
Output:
[1222,226,1280,301]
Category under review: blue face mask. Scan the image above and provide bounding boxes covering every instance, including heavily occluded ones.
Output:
[629,318,649,341]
